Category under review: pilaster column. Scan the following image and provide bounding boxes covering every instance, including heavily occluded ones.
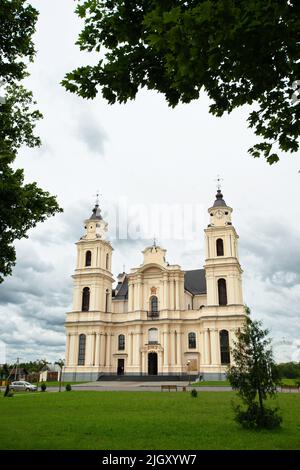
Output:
[210,329,219,365]
[204,328,211,365]
[136,276,141,311]
[128,332,133,366]
[86,333,94,366]
[163,275,168,310]
[105,333,111,367]
[163,331,169,366]
[95,333,100,366]
[65,334,71,365]
[176,331,182,367]
[170,279,175,310]
[100,333,106,367]
[128,283,134,311]
[170,330,176,365]
[175,279,180,310]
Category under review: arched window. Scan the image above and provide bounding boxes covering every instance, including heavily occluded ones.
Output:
[148,328,158,344]
[85,250,92,266]
[216,238,224,256]
[188,332,196,349]
[105,289,109,313]
[150,296,158,313]
[118,334,125,351]
[106,253,109,269]
[78,334,86,365]
[220,330,230,364]
[218,278,227,306]
[82,287,90,311]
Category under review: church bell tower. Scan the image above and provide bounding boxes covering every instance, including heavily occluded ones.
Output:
[71,198,114,314]
[204,189,243,307]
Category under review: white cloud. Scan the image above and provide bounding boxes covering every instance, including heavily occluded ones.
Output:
[1,0,299,363]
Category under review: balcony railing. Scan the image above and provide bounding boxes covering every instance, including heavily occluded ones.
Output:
[147,311,159,319]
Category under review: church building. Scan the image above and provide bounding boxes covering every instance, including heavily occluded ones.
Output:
[63,190,247,381]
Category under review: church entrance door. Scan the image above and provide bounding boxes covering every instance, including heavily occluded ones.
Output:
[148,352,158,375]
[117,359,124,375]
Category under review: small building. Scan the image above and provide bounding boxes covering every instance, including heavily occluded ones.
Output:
[39,364,61,382]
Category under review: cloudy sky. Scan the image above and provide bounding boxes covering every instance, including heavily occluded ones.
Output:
[1,0,300,365]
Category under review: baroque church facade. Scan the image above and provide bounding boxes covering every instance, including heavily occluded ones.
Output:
[64,190,246,381]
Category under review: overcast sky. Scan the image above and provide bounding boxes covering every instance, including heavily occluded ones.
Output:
[0,0,299,365]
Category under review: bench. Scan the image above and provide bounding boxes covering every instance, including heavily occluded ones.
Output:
[161,385,177,392]
[280,384,299,392]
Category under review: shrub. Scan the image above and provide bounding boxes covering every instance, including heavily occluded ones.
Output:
[233,402,282,429]
[41,383,47,392]
[191,388,198,398]
[65,383,72,392]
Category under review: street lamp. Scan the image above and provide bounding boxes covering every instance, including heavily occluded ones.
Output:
[186,360,191,386]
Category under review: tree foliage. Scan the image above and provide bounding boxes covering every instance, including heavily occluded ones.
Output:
[227,316,282,429]
[0,0,62,283]
[63,0,300,164]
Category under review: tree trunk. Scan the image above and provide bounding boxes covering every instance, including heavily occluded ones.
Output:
[258,387,264,415]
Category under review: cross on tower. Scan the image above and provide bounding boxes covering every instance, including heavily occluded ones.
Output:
[93,190,102,206]
[214,175,223,190]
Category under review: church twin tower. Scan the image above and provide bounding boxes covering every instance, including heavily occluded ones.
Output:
[64,191,246,381]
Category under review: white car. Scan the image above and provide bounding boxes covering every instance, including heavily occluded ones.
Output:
[10,381,37,392]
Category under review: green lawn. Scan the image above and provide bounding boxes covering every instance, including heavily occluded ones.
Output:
[1,391,300,450]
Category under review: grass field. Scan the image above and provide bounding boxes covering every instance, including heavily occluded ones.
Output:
[1,391,300,450]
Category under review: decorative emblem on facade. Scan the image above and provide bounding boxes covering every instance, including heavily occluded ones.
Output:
[151,286,157,295]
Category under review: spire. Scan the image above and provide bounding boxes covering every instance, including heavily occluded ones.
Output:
[89,192,103,220]
[213,189,227,207]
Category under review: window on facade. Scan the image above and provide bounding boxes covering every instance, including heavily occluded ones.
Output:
[118,334,125,351]
[82,287,90,311]
[216,238,224,256]
[150,296,158,313]
[78,334,86,365]
[220,330,230,364]
[106,253,109,269]
[148,328,158,344]
[85,250,92,266]
[188,332,196,349]
[218,278,227,306]
[105,289,109,313]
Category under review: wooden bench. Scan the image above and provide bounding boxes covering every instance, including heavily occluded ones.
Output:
[280,384,299,393]
[161,384,177,392]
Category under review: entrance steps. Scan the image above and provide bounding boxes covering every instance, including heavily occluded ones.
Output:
[97,374,189,382]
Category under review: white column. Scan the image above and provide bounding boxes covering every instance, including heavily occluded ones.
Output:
[164,331,169,366]
[65,334,71,365]
[175,280,180,310]
[128,283,134,311]
[105,333,111,367]
[204,329,211,365]
[128,333,132,366]
[100,333,106,367]
[210,329,219,365]
[95,333,100,366]
[170,331,176,366]
[69,334,76,366]
[170,280,174,310]
[176,331,182,367]
[163,276,168,310]
[137,277,141,311]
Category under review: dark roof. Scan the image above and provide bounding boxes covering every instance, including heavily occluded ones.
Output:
[113,275,128,299]
[213,189,227,207]
[184,269,207,295]
[89,203,102,220]
[112,270,206,299]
